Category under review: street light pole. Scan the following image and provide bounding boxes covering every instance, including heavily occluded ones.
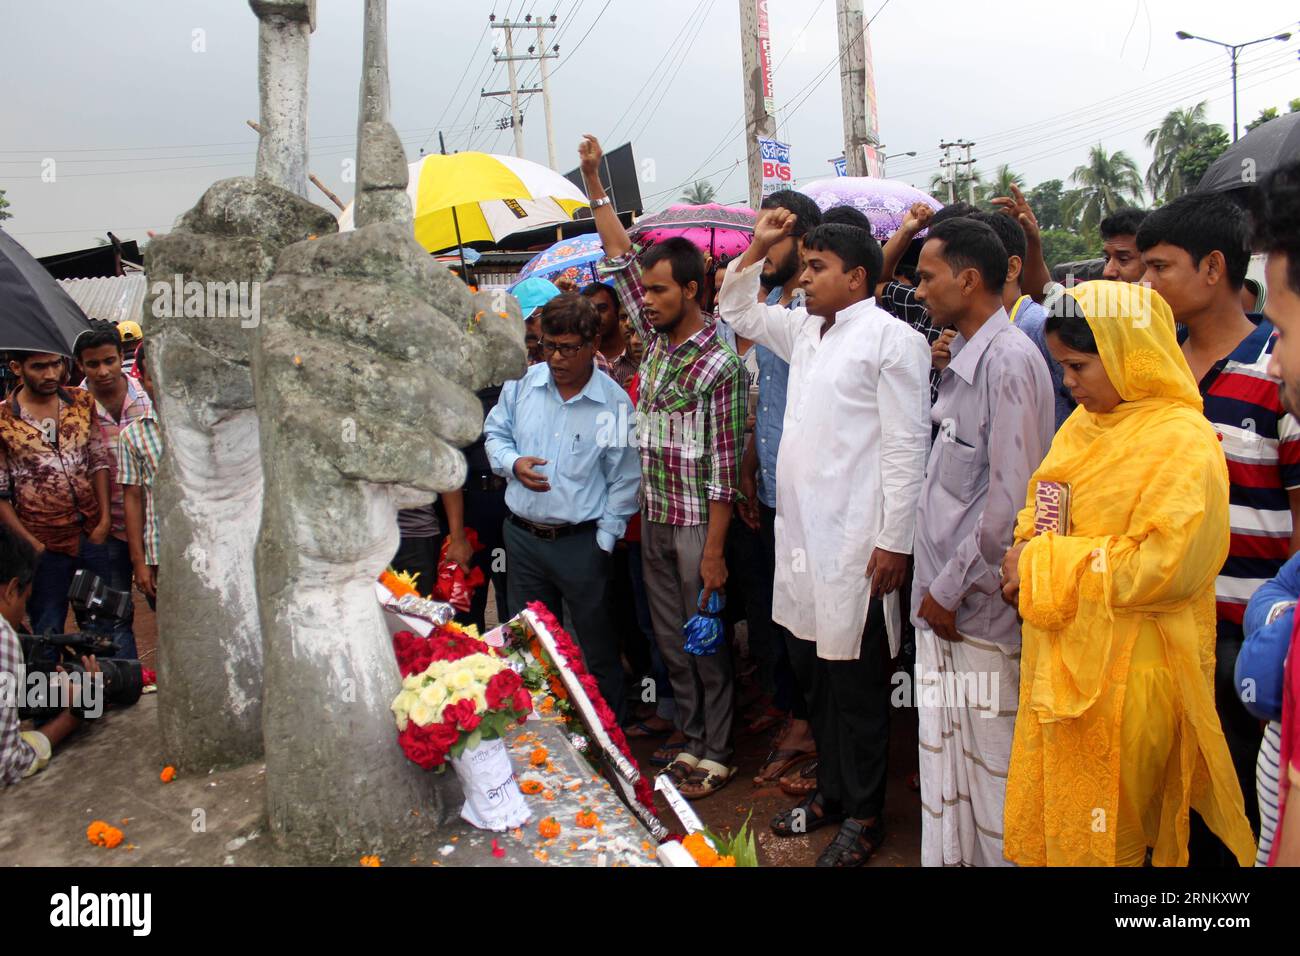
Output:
[1175,29,1293,141]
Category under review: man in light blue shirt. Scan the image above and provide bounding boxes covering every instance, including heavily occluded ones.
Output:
[485,293,640,718]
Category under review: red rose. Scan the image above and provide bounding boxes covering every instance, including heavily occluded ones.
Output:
[443,698,481,731]
[393,631,435,676]
[399,722,455,769]
[485,669,523,709]
[427,720,460,751]
[511,688,533,715]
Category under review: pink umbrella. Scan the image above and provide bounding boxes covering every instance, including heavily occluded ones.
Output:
[632,203,756,259]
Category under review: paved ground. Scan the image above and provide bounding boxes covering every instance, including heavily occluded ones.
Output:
[9,591,922,867]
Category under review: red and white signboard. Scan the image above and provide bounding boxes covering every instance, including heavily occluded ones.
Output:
[757,0,775,116]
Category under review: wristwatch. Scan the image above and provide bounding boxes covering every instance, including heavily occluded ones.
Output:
[590,196,612,209]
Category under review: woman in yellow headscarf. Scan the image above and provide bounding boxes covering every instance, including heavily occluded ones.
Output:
[998,280,1255,866]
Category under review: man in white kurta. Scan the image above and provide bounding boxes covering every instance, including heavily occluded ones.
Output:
[720,212,931,866]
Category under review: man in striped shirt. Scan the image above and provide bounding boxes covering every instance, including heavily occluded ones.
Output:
[582,135,747,799]
[1139,194,1300,860]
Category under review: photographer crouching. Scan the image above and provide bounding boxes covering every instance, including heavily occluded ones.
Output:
[0,527,99,785]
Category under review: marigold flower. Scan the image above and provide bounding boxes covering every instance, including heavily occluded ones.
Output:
[538,817,561,839]
[681,832,719,867]
[529,747,548,766]
[359,855,381,867]
[87,820,124,849]
[160,766,176,783]
[520,779,544,795]
[714,855,736,867]
[575,809,600,829]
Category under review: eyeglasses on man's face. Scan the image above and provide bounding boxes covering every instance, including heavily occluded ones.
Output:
[540,339,590,357]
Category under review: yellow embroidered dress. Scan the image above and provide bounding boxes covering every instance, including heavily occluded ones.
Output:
[1004,281,1255,866]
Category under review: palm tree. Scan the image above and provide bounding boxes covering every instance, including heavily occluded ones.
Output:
[681,180,717,205]
[928,167,984,204]
[1067,145,1144,233]
[978,164,1024,204]
[1144,102,1219,202]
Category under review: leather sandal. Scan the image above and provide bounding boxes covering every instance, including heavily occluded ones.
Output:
[660,753,699,785]
[677,759,737,800]
[770,793,843,837]
[815,819,886,867]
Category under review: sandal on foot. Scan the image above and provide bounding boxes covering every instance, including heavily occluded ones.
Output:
[625,719,673,740]
[678,759,738,800]
[753,748,815,786]
[815,819,886,867]
[659,753,699,786]
[779,758,819,797]
[742,705,788,737]
[649,736,688,766]
[770,793,843,837]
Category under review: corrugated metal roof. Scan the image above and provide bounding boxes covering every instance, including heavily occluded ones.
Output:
[57,274,147,326]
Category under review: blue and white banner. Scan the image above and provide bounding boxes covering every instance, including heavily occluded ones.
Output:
[758,137,792,196]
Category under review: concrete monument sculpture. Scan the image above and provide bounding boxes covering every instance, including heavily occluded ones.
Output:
[253,0,523,856]
[144,0,332,770]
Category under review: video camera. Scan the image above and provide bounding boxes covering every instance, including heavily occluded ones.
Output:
[16,571,143,721]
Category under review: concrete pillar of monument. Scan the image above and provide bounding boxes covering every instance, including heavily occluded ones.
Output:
[254,0,525,857]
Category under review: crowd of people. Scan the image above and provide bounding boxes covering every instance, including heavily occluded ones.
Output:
[3,134,1299,872]
[424,135,1300,868]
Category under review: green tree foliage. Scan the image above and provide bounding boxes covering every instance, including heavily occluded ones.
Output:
[1246,107,1280,134]
[1067,145,1144,233]
[681,180,718,205]
[1174,126,1231,193]
[1144,102,1222,203]
[0,189,11,222]
[978,164,1025,206]
[1039,227,1098,270]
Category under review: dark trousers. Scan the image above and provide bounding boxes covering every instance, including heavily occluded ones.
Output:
[758,502,805,718]
[503,519,625,724]
[463,486,509,633]
[29,534,136,659]
[786,598,891,820]
[391,533,446,598]
[1189,625,1263,866]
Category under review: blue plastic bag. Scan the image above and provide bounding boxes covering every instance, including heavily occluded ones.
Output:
[683,589,725,656]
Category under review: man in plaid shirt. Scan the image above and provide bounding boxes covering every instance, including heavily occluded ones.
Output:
[116,343,164,608]
[581,135,747,799]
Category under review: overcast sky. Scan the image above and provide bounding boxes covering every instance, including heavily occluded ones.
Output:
[2,0,1296,256]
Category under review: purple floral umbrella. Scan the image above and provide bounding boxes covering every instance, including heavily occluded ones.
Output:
[798,178,943,241]
[632,203,756,259]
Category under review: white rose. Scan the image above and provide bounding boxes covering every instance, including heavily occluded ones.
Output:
[419,683,447,708]
[447,668,475,691]
[408,699,436,727]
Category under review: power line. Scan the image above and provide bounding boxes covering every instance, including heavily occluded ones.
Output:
[603,0,710,144]
[548,0,613,76]
[623,0,720,147]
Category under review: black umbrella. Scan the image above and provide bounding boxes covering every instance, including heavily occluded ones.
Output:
[0,227,93,357]
[1197,112,1300,196]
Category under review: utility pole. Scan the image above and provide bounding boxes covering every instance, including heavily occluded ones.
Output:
[484,14,558,163]
[739,0,778,209]
[938,139,975,204]
[837,0,877,177]
[535,16,559,169]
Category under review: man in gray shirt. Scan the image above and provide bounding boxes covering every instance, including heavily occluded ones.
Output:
[911,218,1054,867]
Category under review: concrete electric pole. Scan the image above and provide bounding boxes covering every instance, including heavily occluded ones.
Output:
[484,14,558,163]
[739,0,778,209]
[836,0,874,177]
